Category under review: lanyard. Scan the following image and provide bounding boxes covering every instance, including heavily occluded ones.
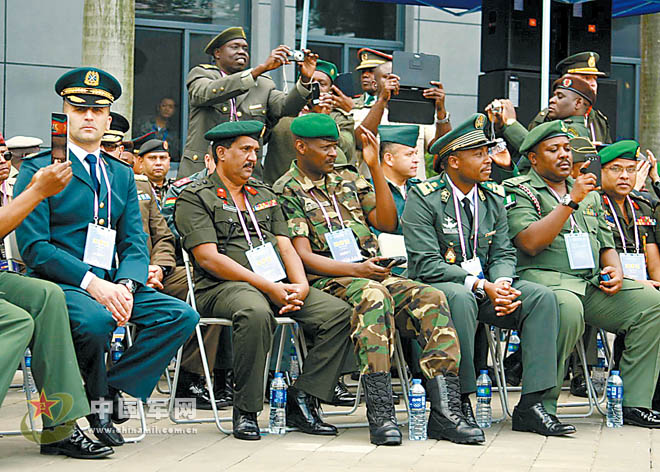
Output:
[605,195,640,254]
[92,160,112,228]
[310,190,347,231]
[547,186,580,232]
[448,182,479,260]
[233,193,266,249]
[1,182,7,207]
[220,71,238,121]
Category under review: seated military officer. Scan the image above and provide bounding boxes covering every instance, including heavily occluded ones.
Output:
[402,113,572,437]
[274,113,475,446]
[15,68,199,447]
[175,120,353,441]
[0,161,114,459]
[137,139,174,208]
[503,121,660,428]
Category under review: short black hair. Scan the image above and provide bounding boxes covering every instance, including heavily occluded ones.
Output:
[211,133,260,163]
[379,141,397,161]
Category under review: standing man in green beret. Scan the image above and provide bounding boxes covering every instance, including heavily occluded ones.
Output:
[402,113,573,437]
[529,52,612,144]
[175,120,353,441]
[178,26,318,179]
[503,121,660,428]
[263,59,356,184]
[274,113,477,446]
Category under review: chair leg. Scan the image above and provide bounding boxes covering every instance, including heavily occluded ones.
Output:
[557,337,596,418]
[487,326,512,421]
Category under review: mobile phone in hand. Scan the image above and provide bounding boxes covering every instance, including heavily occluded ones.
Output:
[51,113,69,164]
[375,256,407,268]
[581,156,601,188]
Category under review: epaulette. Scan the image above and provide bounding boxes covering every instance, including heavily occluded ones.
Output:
[135,174,149,181]
[199,64,219,70]
[247,177,268,187]
[186,178,213,193]
[414,180,444,196]
[334,163,360,174]
[480,181,505,197]
[631,191,652,209]
[502,174,532,187]
[595,109,609,121]
[22,149,50,160]
[173,176,192,187]
[101,151,132,167]
[272,173,293,193]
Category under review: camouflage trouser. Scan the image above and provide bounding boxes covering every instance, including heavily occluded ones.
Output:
[312,274,460,378]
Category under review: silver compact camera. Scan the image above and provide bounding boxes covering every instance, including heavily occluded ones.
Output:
[287,49,305,62]
[491,99,503,115]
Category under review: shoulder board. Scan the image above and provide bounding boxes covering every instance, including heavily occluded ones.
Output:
[596,109,609,121]
[199,63,219,70]
[630,191,652,208]
[247,177,268,187]
[22,149,50,160]
[272,173,294,193]
[503,174,532,187]
[480,181,505,197]
[134,174,149,182]
[101,152,131,167]
[408,177,422,185]
[185,178,213,193]
[173,176,192,187]
[414,180,444,196]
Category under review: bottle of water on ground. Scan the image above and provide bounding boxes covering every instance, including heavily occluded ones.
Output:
[507,330,520,357]
[476,369,492,428]
[269,372,287,435]
[592,333,608,394]
[606,370,623,428]
[289,341,300,383]
[408,378,427,441]
[111,329,125,364]
[22,349,37,394]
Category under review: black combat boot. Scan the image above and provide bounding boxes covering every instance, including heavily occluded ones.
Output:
[427,374,485,444]
[361,372,402,446]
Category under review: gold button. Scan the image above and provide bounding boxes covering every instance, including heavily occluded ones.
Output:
[262,110,266,115]
[237,111,242,117]
[99,219,105,226]
[220,86,225,91]
[222,106,228,112]
[212,88,217,93]
[193,155,199,161]
[99,202,104,209]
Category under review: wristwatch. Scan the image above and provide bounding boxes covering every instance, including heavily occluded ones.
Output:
[117,278,137,294]
[159,265,173,277]
[560,194,579,211]
[473,279,487,303]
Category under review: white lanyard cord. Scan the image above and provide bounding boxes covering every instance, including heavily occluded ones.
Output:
[449,184,479,261]
[233,193,266,249]
[93,161,112,228]
[606,196,640,254]
[219,71,238,121]
[310,190,346,231]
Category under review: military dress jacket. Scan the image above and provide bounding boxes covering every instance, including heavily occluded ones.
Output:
[180,63,311,174]
[162,168,210,239]
[174,171,289,292]
[528,107,612,144]
[401,172,517,285]
[273,161,379,264]
[14,150,149,289]
[504,169,616,295]
[136,176,176,271]
[600,191,658,254]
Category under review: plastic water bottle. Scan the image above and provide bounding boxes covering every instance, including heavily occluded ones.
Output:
[22,349,37,394]
[408,379,427,440]
[507,330,520,357]
[110,328,125,364]
[269,372,287,435]
[592,333,608,394]
[606,370,623,428]
[289,342,300,382]
[476,369,492,428]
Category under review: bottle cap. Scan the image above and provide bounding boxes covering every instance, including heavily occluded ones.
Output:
[480,369,488,375]
[611,370,620,376]
[275,372,283,378]
[412,379,421,385]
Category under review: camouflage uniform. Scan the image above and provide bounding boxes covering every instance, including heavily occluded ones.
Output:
[273,161,460,379]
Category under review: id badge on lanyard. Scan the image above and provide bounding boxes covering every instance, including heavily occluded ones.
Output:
[83,161,116,270]
[547,187,595,270]
[311,191,363,263]
[235,193,286,282]
[605,196,646,280]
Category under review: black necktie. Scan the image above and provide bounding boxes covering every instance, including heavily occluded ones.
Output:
[462,197,473,229]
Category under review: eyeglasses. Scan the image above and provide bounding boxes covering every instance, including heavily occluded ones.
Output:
[605,165,637,175]
[102,143,120,152]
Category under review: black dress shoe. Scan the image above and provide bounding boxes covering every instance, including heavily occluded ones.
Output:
[213,369,234,408]
[110,390,130,424]
[41,425,114,459]
[623,407,660,428]
[503,358,523,387]
[232,407,260,440]
[286,387,338,436]
[325,379,357,407]
[86,411,124,447]
[512,403,576,436]
[569,374,589,398]
[176,370,222,411]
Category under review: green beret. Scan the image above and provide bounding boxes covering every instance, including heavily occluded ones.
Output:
[429,113,493,172]
[316,60,338,82]
[290,113,339,141]
[599,140,640,165]
[569,136,598,164]
[556,51,606,77]
[204,27,247,55]
[379,125,419,149]
[55,67,121,107]
[138,139,169,157]
[519,120,570,154]
[204,120,264,142]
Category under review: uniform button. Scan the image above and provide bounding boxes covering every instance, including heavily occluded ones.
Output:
[220,86,225,91]
[212,88,217,93]
[237,111,242,117]
[99,202,105,209]
[222,106,228,112]
[193,155,199,161]
[262,110,266,115]
[98,219,105,226]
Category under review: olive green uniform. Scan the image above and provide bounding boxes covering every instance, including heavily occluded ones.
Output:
[274,162,460,379]
[529,108,612,144]
[178,64,311,179]
[175,172,352,412]
[504,169,660,412]
[401,173,560,394]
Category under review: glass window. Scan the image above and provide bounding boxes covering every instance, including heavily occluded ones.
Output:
[297,0,398,40]
[612,16,640,59]
[133,28,183,161]
[610,63,636,140]
[136,0,246,25]
[190,33,218,69]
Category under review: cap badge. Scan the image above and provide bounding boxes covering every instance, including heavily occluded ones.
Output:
[474,114,486,129]
[362,53,368,61]
[163,141,169,151]
[588,55,596,68]
[562,78,572,87]
[330,68,335,75]
[84,70,100,87]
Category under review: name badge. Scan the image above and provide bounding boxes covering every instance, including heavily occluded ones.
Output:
[83,223,116,270]
[461,257,485,279]
[564,232,595,270]
[620,253,647,281]
[245,242,286,282]
[325,228,362,263]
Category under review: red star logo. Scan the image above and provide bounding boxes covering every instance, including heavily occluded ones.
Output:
[29,390,59,420]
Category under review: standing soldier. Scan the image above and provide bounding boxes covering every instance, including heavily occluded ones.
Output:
[353,48,391,110]
[178,26,317,178]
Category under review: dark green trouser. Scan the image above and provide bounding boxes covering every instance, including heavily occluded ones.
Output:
[196,282,352,412]
[0,272,89,427]
[428,279,559,396]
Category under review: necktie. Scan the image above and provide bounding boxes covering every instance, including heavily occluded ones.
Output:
[85,154,100,194]
[462,197,474,229]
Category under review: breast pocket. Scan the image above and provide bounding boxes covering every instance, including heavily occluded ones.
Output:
[248,103,267,121]
[583,215,600,234]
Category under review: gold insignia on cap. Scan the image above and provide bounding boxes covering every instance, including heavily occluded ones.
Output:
[163,141,169,151]
[68,95,85,104]
[588,54,596,68]
[330,68,335,75]
[362,53,368,61]
[84,70,100,86]
[636,148,642,159]
[474,115,486,129]
[95,98,111,105]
